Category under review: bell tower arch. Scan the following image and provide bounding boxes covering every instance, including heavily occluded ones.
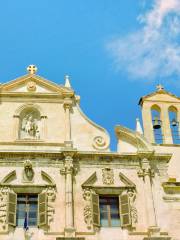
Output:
[139,85,180,145]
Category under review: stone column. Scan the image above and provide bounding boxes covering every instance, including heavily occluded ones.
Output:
[176,107,180,139]
[138,158,160,236]
[63,98,72,146]
[142,104,155,143]
[161,106,173,144]
[60,153,76,237]
[13,115,20,140]
[40,115,47,140]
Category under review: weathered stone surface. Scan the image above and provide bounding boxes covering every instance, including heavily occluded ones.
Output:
[0,71,178,240]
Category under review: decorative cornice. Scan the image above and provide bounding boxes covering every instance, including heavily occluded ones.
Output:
[1,74,74,95]
[162,180,180,194]
[115,125,153,152]
[0,149,171,165]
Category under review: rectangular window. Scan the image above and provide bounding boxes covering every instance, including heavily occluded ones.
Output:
[16,194,38,227]
[99,196,120,227]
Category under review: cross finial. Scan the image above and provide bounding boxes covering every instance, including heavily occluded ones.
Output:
[27,65,37,74]
[156,84,164,91]
[64,74,71,88]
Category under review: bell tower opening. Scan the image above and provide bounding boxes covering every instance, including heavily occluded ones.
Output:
[139,85,180,145]
[168,106,180,144]
[151,105,163,144]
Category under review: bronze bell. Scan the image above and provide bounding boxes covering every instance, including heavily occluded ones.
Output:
[171,118,178,127]
[153,117,161,129]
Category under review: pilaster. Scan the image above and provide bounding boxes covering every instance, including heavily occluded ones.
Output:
[63,98,73,144]
[138,158,156,228]
[161,106,172,144]
[138,158,172,240]
[60,152,76,238]
[13,115,20,140]
[142,105,155,143]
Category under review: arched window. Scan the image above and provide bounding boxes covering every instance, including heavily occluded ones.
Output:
[151,105,163,144]
[19,108,41,140]
[168,106,180,144]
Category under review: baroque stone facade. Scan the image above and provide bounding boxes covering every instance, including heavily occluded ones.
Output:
[0,66,179,240]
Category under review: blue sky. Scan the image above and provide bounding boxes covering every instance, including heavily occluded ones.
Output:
[0,0,180,150]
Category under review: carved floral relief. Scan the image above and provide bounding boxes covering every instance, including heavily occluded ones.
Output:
[83,188,93,229]
[102,168,114,185]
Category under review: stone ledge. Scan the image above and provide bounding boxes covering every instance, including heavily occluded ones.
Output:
[56,238,85,240]
[143,237,171,240]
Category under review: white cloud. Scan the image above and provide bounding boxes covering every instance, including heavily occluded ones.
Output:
[107,0,180,81]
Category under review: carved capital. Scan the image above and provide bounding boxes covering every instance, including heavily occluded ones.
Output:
[137,168,155,179]
[60,154,77,175]
[63,98,73,110]
[138,158,155,179]
[141,158,151,171]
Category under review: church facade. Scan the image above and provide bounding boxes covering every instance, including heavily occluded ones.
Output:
[0,65,179,240]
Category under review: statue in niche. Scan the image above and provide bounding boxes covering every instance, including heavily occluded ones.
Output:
[21,111,41,139]
[23,160,34,182]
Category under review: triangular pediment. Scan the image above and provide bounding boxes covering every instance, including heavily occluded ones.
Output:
[0,74,74,96]
[82,171,136,188]
[139,90,180,105]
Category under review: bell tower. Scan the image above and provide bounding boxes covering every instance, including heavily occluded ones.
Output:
[139,85,180,145]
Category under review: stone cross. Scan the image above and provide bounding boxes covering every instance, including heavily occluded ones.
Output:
[27,65,37,74]
[156,84,164,91]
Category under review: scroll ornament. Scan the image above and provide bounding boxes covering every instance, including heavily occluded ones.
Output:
[92,136,108,150]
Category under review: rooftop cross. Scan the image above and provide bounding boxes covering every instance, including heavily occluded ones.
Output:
[27,65,38,74]
[156,84,164,91]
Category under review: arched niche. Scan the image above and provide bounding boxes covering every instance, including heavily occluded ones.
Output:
[14,103,45,116]
[151,104,163,144]
[19,107,41,139]
[168,106,180,144]
[13,104,47,140]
